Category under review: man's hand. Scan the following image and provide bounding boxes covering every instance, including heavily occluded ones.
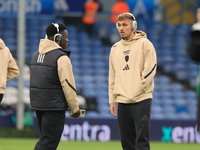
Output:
[110,103,117,117]
[70,109,80,118]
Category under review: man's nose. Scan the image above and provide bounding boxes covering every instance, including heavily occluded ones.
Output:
[119,26,123,30]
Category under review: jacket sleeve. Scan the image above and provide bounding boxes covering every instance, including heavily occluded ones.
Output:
[108,48,116,105]
[188,22,200,62]
[141,40,157,91]
[57,55,79,114]
[188,34,200,63]
[7,50,19,82]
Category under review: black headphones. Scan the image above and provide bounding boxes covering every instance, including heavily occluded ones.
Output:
[45,23,63,45]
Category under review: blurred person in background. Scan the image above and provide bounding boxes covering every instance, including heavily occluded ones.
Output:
[110,0,130,23]
[188,8,200,133]
[0,38,19,103]
[82,0,102,38]
[109,13,157,150]
[30,23,80,150]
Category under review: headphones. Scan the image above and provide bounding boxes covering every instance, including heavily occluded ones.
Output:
[116,13,137,31]
[45,23,63,45]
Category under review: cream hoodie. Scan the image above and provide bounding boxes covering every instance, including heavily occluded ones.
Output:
[38,39,79,114]
[0,38,19,94]
[109,31,157,104]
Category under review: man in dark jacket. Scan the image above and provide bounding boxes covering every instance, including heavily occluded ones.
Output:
[188,8,200,132]
[30,23,80,150]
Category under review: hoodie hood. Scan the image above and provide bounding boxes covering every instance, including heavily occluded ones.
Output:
[121,30,147,45]
[38,39,62,55]
[0,38,6,50]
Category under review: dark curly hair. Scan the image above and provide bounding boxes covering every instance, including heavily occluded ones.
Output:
[45,23,67,37]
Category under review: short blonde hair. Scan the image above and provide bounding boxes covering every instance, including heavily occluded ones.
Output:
[117,13,135,22]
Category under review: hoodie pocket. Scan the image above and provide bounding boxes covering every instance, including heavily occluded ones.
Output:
[113,68,145,100]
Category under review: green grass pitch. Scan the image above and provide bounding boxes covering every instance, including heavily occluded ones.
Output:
[0,138,199,150]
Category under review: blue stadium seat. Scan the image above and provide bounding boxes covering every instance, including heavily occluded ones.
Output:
[75,82,84,90]
[82,55,94,62]
[175,98,187,105]
[91,39,102,48]
[171,83,183,92]
[185,90,196,100]
[188,70,198,88]
[6,79,17,88]
[73,68,82,76]
[151,112,165,120]
[78,31,89,40]
[68,33,77,40]
[83,89,97,98]
[3,18,17,30]
[137,22,147,32]
[98,104,110,113]
[6,44,16,53]
[164,98,175,105]
[177,112,192,120]
[85,111,99,118]
[3,37,16,46]
[66,25,77,33]
[70,54,81,61]
[82,68,95,76]
[81,59,94,67]
[161,56,174,74]
[82,75,95,84]
[158,75,171,84]
[109,32,121,45]
[68,39,79,47]
[68,45,79,53]
[152,99,162,106]
[173,63,188,81]
[187,63,199,72]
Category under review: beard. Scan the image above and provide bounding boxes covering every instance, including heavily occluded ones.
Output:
[121,31,134,40]
[122,37,128,40]
[120,34,128,40]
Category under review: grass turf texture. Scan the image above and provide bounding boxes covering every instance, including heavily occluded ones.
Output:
[0,138,199,150]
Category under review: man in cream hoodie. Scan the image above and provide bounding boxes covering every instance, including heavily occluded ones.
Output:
[0,38,19,103]
[30,23,80,150]
[109,13,157,150]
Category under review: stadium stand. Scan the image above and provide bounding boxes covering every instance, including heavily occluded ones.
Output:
[0,17,198,120]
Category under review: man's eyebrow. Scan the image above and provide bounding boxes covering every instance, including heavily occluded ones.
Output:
[118,22,127,25]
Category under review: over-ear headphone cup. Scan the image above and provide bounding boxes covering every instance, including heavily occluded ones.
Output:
[54,34,62,45]
[132,21,137,30]
[116,22,119,31]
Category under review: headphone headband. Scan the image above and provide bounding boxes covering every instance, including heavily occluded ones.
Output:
[52,23,60,33]
[121,12,136,21]
[50,23,63,45]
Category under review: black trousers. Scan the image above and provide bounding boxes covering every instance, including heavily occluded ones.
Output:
[34,110,65,150]
[197,98,200,132]
[0,94,3,103]
[117,99,152,150]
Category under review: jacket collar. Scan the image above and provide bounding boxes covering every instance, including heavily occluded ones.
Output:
[60,48,71,57]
